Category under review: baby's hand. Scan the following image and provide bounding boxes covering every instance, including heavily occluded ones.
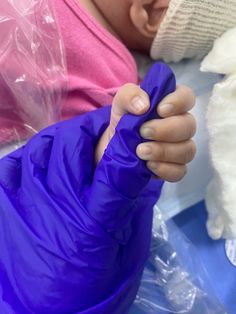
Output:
[95,83,196,182]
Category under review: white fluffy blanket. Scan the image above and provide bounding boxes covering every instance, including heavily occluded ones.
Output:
[201,27,236,239]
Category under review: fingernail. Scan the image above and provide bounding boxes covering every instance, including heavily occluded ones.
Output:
[137,144,152,158]
[140,127,154,139]
[131,96,147,112]
[158,103,174,116]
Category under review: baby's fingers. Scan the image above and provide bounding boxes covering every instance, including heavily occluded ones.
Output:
[136,140,196,164]
[157,84,195,117]
[147,162,187,182]
[140,113,196,142]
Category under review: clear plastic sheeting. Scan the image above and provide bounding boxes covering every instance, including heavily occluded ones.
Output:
[131,205,227,314]
[0,0,66,150]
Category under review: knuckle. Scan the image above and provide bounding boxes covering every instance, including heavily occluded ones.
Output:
[156,144,166,161]
[155,163,187,182]
[185,85,195,99]
[167,165,187,182]
[114,83,137,101]
[121,83,137,91]
[162,118,177,138]
[189,140,197,158]
[176,85,196,110]
[184,141,197,163]
[115,84,149,106]
[186,114,197,138]
[169,117,184,139]
[181,85,196,101]
[191,91,196,104]
[174,165,187,182]
[123,83,145,98]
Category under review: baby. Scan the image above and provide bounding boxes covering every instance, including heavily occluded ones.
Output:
[53,0,197,183]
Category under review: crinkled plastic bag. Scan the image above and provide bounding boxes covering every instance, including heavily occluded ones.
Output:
[130,205,227,314]
[0,0,67,149]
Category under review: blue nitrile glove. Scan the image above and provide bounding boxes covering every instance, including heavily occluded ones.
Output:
[0,63,176,314]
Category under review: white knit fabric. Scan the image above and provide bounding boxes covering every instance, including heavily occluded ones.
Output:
[151,0,236,62]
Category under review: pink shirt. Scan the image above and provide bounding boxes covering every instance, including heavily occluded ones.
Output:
[53,0,139,120]
[0,0,138,145]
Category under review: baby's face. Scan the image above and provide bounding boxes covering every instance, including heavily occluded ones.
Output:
[93,0,170,52]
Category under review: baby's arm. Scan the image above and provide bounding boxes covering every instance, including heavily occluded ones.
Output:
[96,83,196,182]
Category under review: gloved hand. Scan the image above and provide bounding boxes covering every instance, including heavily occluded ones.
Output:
[0,63,176,314]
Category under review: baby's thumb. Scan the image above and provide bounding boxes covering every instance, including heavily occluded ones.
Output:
[95,84,150,163]
[110,83,150,135]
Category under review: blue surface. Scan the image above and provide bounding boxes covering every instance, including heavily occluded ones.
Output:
[174,202,236,314]
[131,201,236,314]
